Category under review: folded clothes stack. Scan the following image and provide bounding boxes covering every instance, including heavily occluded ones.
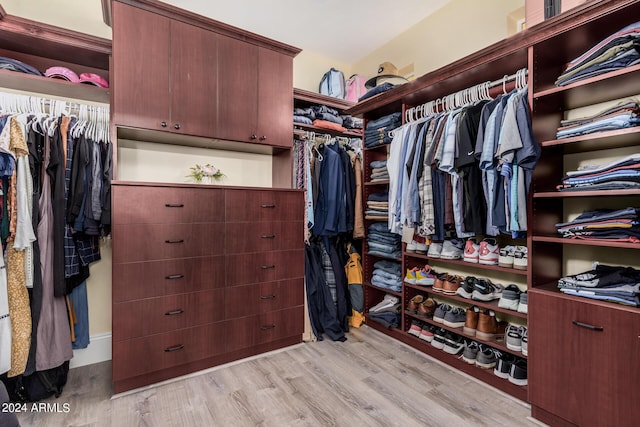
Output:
[369,159,389,182]
[367,222,401,259]
[558,153,640,191]
[558,263,640,306]
[555,207,640,243]
[294,105,348,132]
[371,259,402,292]
[556,99,640,139]
[555,21,640,87]
[341,115,363,130]
[366,191,389,220]
[364,112,402,148]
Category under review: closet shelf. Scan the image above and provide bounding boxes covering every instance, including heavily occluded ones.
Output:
[293,88,354,110]
[404,282,529,321]
[364,319,528,402]
[538,127,640,154]
[0,69,109,104]
[533,64,640,111]
[364,144,390,152]
[364,282,402,297]
[405,253,528,276]
[533,189,640,198]
[293,123,362,138]
[364,180,390,186]
[530,284,640,313]
[405,311,527,360]
[532,235,640,249]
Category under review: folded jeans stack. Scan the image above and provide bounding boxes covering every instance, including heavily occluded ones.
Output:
[364,112,402,148]
[555,207,640,243]
[371,259,402,292]
[557,153,640,192]
[370,159,389,182]
[555,99,640,139]
[558,263,640,306]
[367,222,402,259]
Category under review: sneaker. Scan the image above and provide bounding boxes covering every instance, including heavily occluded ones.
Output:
[456,276,476,299]
[417,298,437,318]
[509,359,528,386]
[505,324,524,352]
[408,320,423,337]
[440,239,464,260]
[463,238,480,263]
[442,275,463,295]
[517,292,528,314]
[498,285,522,311]
[415,236,429,255]
[478,238,500,265]
[369,294,399,312]
[494,352,516,379]
[475,346,497,369]
[419,324,436,342]
[521,328,528,356]
[432,272,448,292]
[463,306,480,336]
[498,245,515,268]
[406,240,418,254]
[472,279,504,302]
[431,327,446,349]
[462,341,479,364]
[407,295,424,313]
[415,265,437,286]
[443,307,466,328]
[427,242,443,259]
[443,333,465,355]
[433,303,451,324]
[404,267,419,284]
[476,310,507,342]
[513,246,528,270]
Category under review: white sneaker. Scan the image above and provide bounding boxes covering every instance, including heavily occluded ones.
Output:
[369,294,399,312]
[478,238,499,265]
[498,245,515,268]
[406,240,418,253]
[513,246,528,270]
[463,239,480,263]
[440,239,464,260]
[427,242,443,259]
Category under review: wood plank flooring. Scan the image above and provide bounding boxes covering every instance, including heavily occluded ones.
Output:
[16,325,541,426]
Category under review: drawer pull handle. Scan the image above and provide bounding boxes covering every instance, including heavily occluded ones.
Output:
[260,234,276,239]
[165,203,184,208]
[260,294,276,300]
[165,309,184,316]
[165,239,184,244]
[261,204,276,208]
[260,324,276,331]
[164,344,184,352]
[572,320,604,332]
[261,265,275,270]
[165,274,184,280]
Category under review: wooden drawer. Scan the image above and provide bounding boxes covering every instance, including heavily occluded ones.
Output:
[225,278,304,319]
[226,306,303,352]
[112,223,225,263]
[225,189,302,222]
[529,290,640,427]
[113,289,225,341]
[112,185,224,224]
[226,249,304,287]
[113,256,225,303]
[112,321,226,381]
[225,221,303,254]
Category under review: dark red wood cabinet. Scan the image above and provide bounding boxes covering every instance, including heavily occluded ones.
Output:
[111,183,304,393]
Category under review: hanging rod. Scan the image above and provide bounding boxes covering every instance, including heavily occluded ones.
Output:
[0,90,109,117]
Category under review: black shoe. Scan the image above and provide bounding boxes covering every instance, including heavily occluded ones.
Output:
[494,352,516,379]
[456,276,476,299]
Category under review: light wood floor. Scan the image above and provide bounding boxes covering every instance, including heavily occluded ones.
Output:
[16,326,541,426]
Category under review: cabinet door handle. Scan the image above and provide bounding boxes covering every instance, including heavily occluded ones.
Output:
[174,123,181,129]
[165,309,184,316]
[261,204,276,208]
[250,134,257,140]
[261,265,275,269]
[161,121,167,127]
[260,324,276,331]
[572,320,604,332]
[260,294,276,300]
[260,234,276,239]
[164,203,184,208]
[165,239,184,244]
[164,344,185,352]
[259,135,267,141]
[165,274,184,280]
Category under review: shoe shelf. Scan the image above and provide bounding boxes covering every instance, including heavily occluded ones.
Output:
[404,253,528,276]
[533,189,640,198]
[404,311,527,361]
[380,321,528,402]
[404,282,528,321]
[364,282,402,298]
[532,235,640,249]
[537,127,640,154]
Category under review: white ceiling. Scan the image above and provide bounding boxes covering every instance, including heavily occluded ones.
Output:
[160,0,451,62]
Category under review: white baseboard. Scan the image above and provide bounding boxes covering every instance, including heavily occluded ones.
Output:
[69,333,112,369]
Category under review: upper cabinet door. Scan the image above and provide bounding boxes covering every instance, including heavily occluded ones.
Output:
[257,48,293,148]
[112,2,171,130]
[216,34,259,143]
[170,20,218,137]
